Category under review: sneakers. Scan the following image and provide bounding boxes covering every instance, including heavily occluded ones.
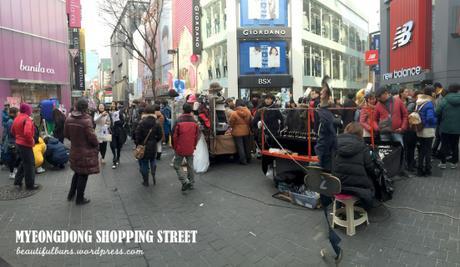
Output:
[112,164,117,169]
[9,172,15,179]
[36,167,46,174]
[181,182,192,192]
[449,163,458,169]
[438,163,447,169]
[76,198,91,205]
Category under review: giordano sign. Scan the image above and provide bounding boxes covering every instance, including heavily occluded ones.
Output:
[383,66,423,80]
[237,27,291,40]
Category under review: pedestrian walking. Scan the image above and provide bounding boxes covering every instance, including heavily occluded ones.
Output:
[3,107,19,179]
[135,105,163,186]
[161,100,172,145]
[109,102,126,169]
[436,84,460,169]
[64,98,100,205]
[414,86,437,176]
[12,103,38,190]
[172,103,200,191]
[154,104,165,160]
[229,99,252,165]
[94,104,111,164]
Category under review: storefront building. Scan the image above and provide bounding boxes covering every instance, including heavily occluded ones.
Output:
[379,0,460,90]
[196,0,368,101]
[0,0,71,110]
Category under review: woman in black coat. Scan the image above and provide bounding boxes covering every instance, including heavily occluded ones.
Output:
[135,105,163,187]
[332,122,376,210]
[52,109,66,143]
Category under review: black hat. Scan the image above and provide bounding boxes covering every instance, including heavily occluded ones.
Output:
[375,86,388,97]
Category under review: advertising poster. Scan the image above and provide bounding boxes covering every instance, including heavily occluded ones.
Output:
[241,0,287,26]
[240,41,287,74]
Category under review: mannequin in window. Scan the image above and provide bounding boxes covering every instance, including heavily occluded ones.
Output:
[215,51,221,79]
[223,52,228,77]
[207,56,213,80]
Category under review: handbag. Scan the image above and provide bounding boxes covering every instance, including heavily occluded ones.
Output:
[378,97,394,134]
[133,128,153,160]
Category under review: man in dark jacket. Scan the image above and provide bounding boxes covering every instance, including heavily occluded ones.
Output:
[315,86,337,172]
[252,94,284,148]
[342,93,357,128]
[333,122,375,210]
[172,103,200,191]
[135,105,163,186]
[64,98,100,205]
[44,136,69,169]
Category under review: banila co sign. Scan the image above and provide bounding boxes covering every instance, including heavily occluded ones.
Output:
[192,0,202,55]
[19,60,55,75]
[383,66,422,80]
[392,20,414,50]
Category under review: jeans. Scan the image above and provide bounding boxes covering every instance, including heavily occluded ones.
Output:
[99,142,107,159]
[440,133,460,164]
[380,133,404,147]
[234,135,251,164]
[404,131,417,170]
[173,154,194,185]
[14,145,35,188]
[138,158,156,177]
[417,137,434,173]
[110,137,123,163]
[68,173,89,202]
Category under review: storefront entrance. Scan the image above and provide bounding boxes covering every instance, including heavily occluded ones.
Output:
[10,82,60,106]
[239,87,292,107]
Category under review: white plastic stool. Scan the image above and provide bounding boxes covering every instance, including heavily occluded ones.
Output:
[331,194,369,236]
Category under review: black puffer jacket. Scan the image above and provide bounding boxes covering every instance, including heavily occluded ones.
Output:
[252,103,284,134]
[135,115,163,160]
[332,133,375,208]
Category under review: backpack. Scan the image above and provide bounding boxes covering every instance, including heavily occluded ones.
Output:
[408,102,429,132]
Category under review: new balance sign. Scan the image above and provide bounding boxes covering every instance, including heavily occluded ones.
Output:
[365,50,379,66]
[392,20,414,50]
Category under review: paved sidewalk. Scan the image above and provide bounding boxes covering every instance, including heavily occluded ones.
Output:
[0,144,460,267]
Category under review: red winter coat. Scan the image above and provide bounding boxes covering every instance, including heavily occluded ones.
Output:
[64,111,100,175]
[172,114,200,156]
[11,113,35,148]
[359,105,379,134]
[374,96,408,132]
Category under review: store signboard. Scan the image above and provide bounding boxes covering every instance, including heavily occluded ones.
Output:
[192,0,202,54]
[237,27,291,39]
[240,0,288,26]
[75,64,85,90]
[389,0,431,72]
[238,75,292,88]
[365,50,379,66]
[67,0,81,28]
[239,41,288,74]
[382,66,422,80]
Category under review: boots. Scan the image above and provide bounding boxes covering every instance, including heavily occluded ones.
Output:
[142,174,149,187]
[151,166,157,185]
[156,152,162,160]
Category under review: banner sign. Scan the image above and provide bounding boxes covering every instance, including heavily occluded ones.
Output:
[75,63,85,90]
[67,0,81,28]
[240,0,288,26]
[239,41,288,74]
[365,50,379,66]
[238,75,292,88]
[192,0,202,54]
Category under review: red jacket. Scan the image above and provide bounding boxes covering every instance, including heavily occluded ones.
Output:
[359,105,379,133]
[374,96,409,132]
[172,114,200,156]
[11,113,35,148]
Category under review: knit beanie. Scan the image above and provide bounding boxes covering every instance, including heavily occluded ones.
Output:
[20,103,32,116]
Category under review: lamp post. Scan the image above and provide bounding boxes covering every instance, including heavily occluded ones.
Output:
[168,48,180,87]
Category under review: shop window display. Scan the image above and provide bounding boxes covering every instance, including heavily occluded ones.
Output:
[323,48,331,77]
[312,46,321,77]
[311,4,321,36]
[332,52,340,80]
[322,11,331,40]
[304,45,311,76]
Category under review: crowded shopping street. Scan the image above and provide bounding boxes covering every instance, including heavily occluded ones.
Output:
[1,0,460,266]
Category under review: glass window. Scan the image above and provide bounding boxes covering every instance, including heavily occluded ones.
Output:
[340,23,348,46]
[332,52,340,80]
[304,44,311,76]
[349,26,356,50]
[322,11,331,39]
[332,17,340,43]
[206,7,212,38]
[323,48,331,77]
[303,0,310,31]
[350,57,357,81]
[222,0,226,30]
[312,46,322,77]
[342,55,349,81]
[311,4,321,35]
[357,59,363,81]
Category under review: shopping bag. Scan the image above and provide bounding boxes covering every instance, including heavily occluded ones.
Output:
[193,134,210,173]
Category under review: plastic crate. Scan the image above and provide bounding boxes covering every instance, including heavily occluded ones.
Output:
[289,191,320,209]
